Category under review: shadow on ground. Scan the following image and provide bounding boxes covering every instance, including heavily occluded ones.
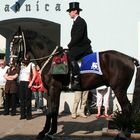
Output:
[57,118,107,135]
[0,135,37,140]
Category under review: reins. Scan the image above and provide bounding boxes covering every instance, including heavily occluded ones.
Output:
[30,50,62,61]
[30,54,54,61]
[30,48,68,61]
[21,31,27,60]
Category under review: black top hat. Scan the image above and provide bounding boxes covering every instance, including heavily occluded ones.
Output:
[66,2,82,12]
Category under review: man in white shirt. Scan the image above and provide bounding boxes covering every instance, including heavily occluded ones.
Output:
[71,91,89,119]
[0,59,9,108]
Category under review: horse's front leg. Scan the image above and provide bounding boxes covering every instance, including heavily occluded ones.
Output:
[36,91,61,139]
[47,79,61,135]
[48,115,58,135]
[36,78,61,139]
[36,97,52,140]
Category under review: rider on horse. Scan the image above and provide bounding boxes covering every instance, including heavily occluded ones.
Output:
[67,2,93,90]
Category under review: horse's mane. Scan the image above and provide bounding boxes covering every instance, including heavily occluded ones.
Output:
[23,30,38,40]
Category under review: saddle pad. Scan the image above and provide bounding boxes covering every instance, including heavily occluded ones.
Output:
[80,52,103,75]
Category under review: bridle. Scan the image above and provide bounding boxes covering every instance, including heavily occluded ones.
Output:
[10,32,27,64]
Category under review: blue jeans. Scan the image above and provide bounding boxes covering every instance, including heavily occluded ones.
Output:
[33,91,44,109]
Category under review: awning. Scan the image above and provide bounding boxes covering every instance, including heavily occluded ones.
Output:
[0,18,60,45]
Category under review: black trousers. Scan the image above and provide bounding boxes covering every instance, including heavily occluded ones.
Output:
[4,93,16,114]
[70,60,80,76]
[19,81,32,117]
[68,47,93,75]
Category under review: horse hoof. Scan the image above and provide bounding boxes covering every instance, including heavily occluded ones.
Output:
[36,131,45,140]
[114,134,127,140]
[48,130,56,135]
[44,135,53,140]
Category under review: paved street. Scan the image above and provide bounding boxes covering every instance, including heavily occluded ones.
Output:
[1,106,140,140]
[0,107,110,140]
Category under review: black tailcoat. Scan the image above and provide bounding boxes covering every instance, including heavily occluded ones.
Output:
[68,16,92,60]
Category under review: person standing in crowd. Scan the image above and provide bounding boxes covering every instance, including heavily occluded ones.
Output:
[4,62,19,116]
[96,86,111,118]
[31,65,44,112]
[71,91,89,119]
[0,58,9,108]
[66,2,93,90]
[18,54,36,120]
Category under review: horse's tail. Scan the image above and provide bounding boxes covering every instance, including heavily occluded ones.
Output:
[132,57,140,67]
[132,60,140,115]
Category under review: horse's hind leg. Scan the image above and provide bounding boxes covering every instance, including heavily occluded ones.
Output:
[114,90,132,131]
[132,67,140,114]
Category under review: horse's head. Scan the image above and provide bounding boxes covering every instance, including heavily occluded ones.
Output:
[10,27,26,65]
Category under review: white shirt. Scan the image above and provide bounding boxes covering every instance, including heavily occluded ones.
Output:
[96,85,107,90]
[0,65,9,85]
[73,15,78,22]
[19,62,35,82]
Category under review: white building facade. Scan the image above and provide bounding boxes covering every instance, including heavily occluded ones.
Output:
[0,0,140,112]
[0,0,140,55]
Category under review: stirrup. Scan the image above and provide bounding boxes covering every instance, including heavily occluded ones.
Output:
[71,86,81,91]
[71,80,81,91]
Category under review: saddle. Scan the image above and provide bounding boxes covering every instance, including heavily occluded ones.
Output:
[50,52,69,75]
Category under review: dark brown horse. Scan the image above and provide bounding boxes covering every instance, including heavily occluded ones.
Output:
[10,28,140,139]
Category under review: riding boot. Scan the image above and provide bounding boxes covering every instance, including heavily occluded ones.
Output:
[71,61,81,91]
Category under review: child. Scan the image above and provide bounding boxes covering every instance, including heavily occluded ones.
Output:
[31,65,45,112]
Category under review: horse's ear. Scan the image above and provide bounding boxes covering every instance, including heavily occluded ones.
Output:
[18,26,22,34]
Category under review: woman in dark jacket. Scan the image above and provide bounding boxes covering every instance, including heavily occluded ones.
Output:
[4,63,19,116]
[67,2,93,90]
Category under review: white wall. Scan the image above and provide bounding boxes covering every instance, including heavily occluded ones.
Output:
[0,35,6,53]
[138,22,140,61]
[1,0,140,55]
[1,0,140,92]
